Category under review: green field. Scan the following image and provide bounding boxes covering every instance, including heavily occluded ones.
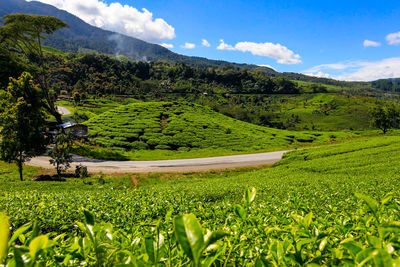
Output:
[77,101,360,160]
[251,93,378,131]
[1,135,400,265]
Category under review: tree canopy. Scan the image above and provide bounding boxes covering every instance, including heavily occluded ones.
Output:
[1,13,69,58]
[370,102,400,134]
[0,72,47,180]
[0,13,69,123]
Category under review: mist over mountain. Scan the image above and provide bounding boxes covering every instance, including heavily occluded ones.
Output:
[0,0,383,88]
[0,0,280,72]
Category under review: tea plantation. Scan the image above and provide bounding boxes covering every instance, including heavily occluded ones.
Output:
[83,101,352,157]
[1,135,400,265]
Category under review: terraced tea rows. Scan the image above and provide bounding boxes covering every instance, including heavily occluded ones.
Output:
[84,101,350,152]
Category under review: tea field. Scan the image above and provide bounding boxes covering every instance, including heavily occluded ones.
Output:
[1,135,400,265]
[55,97,139,121]
[80,101,357,160]
[265,93,376,131]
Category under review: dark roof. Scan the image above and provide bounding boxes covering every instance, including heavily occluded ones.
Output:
[57,122,73,128]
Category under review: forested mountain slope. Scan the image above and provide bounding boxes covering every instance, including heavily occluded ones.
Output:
[0,0,279,73]
[0,0,379,88]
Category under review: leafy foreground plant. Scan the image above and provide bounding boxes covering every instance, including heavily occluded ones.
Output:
[2,188,400,266]
[0,209,228,266]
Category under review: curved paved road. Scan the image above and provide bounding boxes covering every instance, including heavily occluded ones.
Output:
[27,150,288,173]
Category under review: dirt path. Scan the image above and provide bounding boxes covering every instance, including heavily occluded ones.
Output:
[27,150,288,173]
[56,106,71,115]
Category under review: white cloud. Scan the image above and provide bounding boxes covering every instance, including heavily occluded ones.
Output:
[217,39,301,64]
[306,71,332,79]
[202,39,210,47]
[386,32,400,45]
[217,39,235,50]
[363,40,381,47]
[29,0,175,43]
[235,42,301,64]
[303,57,400,81]
[161,43,174,49]
[181,42,195,49]
[304,62,359,73]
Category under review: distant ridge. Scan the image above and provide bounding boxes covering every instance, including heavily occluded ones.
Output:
[0,0,381,87]
[0,0,279,74]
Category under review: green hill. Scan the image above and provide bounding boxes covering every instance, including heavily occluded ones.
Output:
[82,101,353,159]
[263,93,376,131]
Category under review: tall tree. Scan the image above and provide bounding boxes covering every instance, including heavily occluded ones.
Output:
[0,13,69,124]
[0,72,47,181]
[370,102,400,134]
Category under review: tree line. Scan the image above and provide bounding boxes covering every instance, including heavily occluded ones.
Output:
[42,53,303,96]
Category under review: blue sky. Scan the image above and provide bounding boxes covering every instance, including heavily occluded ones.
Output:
[33,0,400,81]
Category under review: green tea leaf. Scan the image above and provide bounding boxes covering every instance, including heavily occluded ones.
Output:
[145,235,155,264]
[255,256,266,267]
[319,237,328,251]
[304,212,313,228]
[355,193,379,214]
[8,222,31,246]
[10,248,24,267]
[341,240,363,257]
[83,209,95,225]
[367,235,381,248]
[379,221,400,236]
[372,249,392,266]
[174,214,204,264]
[234,205,246,220]
[165,209,173,223]
[244,187,256,205]
[355,248,376,265]
[0,212,10,264]
[29,235,53,259]
[380,192,393,206]
[203,230,229,249]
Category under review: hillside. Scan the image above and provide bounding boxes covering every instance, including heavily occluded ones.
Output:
[82,101,352,158]
[260,93,377,131]
[39,52,389,131]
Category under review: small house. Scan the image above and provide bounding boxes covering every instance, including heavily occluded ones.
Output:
[58,122,88,138]
[44,121,88,138]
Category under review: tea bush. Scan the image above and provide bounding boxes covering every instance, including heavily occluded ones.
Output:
[1,136,400,265]
[84,101,352,154]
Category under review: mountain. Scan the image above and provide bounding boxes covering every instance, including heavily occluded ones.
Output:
[0,0,281,73]
[0,0,377,88]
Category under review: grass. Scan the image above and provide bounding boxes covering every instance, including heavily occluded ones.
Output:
[0,161,40,181]
[1,135,400,265]
[80,101,356,160]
